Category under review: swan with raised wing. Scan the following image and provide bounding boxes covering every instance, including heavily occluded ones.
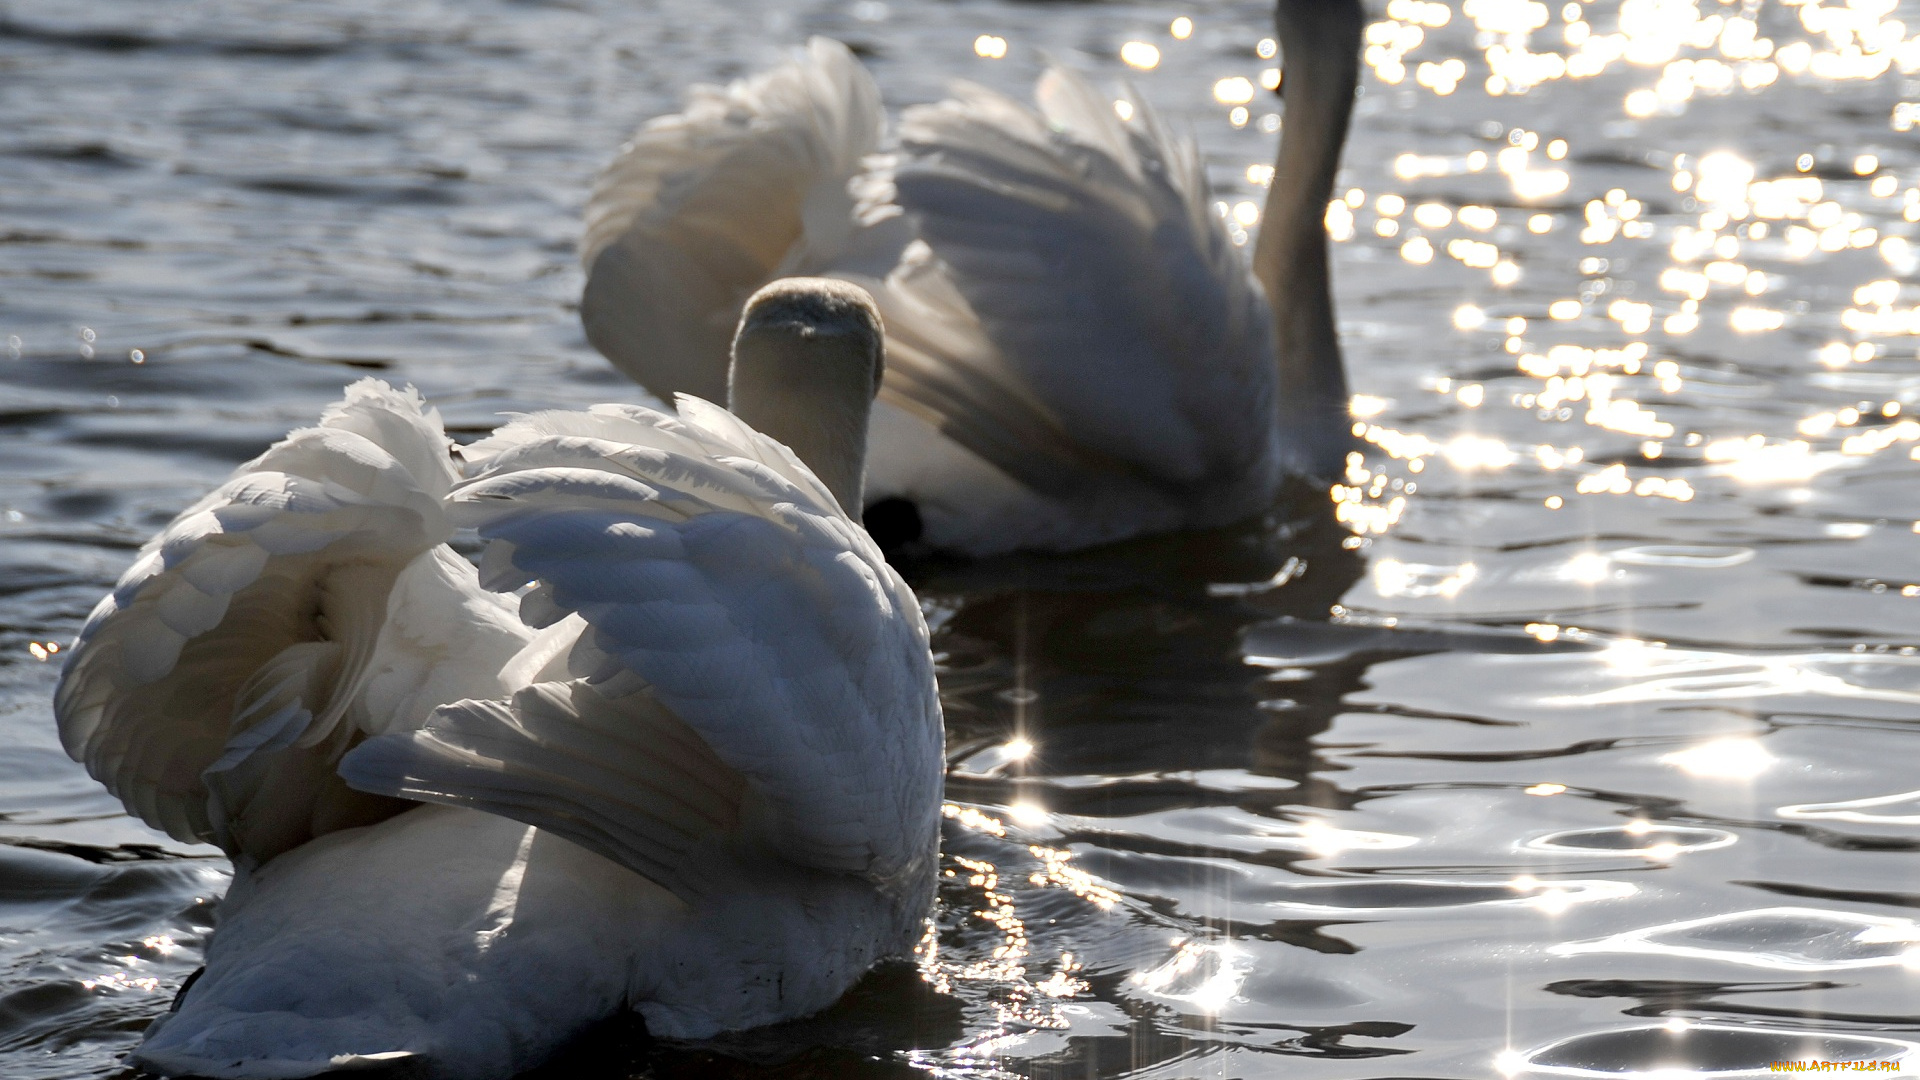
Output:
[579,0,1365,555]
[55,279,942,1079]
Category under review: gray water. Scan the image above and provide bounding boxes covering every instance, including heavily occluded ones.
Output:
[4,0,1920,1076]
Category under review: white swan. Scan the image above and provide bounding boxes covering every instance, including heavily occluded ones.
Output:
[579,0,1365,556]
[55,279,942,1079]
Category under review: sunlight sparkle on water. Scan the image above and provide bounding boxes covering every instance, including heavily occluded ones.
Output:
[1289,817,1419,857]
[1702,435,1828,484]
[81,972,162,994]
[1444,434,1516,470]
[942,803,1008,838]
[1027,845,1121,910]
[1006,801,1048,827]
[1130,939,1247,1014]
[1563,552,1611,584]
[1350,394,1390,418]
[1119,41,1159,70]
[1662,737,1775,780]
[1373,558,1478,599]
[1308,0,1920,564]
[1212,77,1255,105]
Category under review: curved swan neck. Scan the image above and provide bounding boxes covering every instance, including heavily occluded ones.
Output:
[728,278,886,514]
[1252,0,1364,476]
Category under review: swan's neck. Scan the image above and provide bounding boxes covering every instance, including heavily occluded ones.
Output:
[1253,0,1363,477]
[728,279,885,515]
[731,343,872,512]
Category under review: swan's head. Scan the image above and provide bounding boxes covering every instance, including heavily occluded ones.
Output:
[728,277,886,515]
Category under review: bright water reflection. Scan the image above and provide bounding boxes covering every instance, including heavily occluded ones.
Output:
[1552,906,1920,970]
[4,0,1920,1076]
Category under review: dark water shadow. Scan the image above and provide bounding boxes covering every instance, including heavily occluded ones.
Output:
[515,962,963,1080]
[899,484,1366,793]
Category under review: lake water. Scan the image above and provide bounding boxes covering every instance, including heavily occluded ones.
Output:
[4,0,1920,1076]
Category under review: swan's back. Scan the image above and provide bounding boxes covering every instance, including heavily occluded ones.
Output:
[344,396,944,895]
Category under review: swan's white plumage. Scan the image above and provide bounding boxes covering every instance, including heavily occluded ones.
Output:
[133,806,677,1080]
[875,72,1278,491]
[342,395,942,893]
[354,545,535,738]
[58,380,941,1078]
[53,382,528,861]
[854,71,1285,552]
[580,41,1309,555]
[344,682,747,898]
[580,39,893,404]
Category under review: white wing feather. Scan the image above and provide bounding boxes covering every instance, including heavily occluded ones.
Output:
[869,67,1279,497]
[342,397,943,894]
[53,381,526,861]
[580,38,890,403]
[338,680,749,898]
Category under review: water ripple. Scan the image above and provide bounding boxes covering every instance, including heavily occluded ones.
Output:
[1513,1023,1920,1078]
[1527,824,1739,858]
[1782,790,1920,827]
[1552,906,1920,971]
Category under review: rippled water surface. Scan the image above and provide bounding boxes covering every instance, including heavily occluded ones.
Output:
[5,0,1920,1076]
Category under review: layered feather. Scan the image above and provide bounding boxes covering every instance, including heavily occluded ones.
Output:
[580,38,892,404]
[341,396,944,898]
[869,69,1280,500]
[53,381,528,861]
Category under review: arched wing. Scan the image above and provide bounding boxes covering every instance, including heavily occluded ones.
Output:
[846,253,1129,504]
[869,67,1278,492]
[51,381,520,860]
[341,399,944,895]
[580,38,890,403]
[338,678,750,899]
